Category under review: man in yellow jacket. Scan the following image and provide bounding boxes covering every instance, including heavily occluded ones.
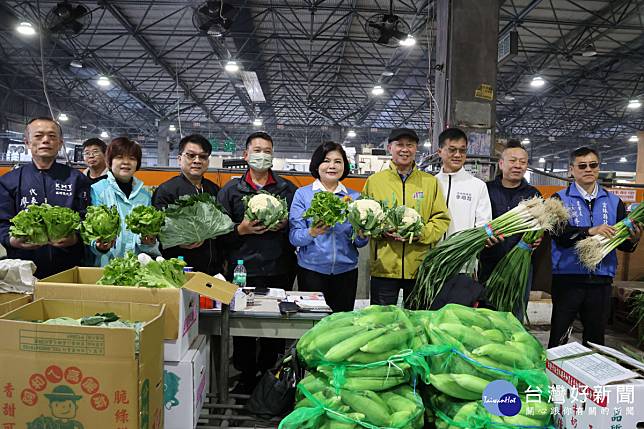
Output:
[363,128,450,306]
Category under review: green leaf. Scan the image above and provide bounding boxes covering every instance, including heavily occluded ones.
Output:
[125,205,165,236]
[81,205,121,244]
[303,191,349,227]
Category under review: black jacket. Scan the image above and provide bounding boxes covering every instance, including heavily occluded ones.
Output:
[478,176,542,283]
[151,174,221,275]
[217,170,297,279]
[0,162,91,278]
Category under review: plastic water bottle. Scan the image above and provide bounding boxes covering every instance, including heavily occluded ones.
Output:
[396,289,404,309]
[233,260,247,288]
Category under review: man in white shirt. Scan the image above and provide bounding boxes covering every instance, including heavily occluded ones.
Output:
[435,128,492,238]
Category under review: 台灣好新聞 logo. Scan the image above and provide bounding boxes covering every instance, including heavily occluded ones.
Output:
[482,380,522,417]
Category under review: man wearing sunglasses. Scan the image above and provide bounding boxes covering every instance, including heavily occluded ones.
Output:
[549,147,641,347]
[152,134,222,274]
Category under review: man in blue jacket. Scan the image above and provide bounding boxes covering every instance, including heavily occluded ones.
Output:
[0,117,91,278]
[549,147,641,347]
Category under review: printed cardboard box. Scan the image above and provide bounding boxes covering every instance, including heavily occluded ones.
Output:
[0,292,31,316]
[164,335,210,429]
[546,342,644,429]
[0,298,165,429]
[36,267,236,361]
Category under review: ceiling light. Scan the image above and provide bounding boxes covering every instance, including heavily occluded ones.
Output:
[538,157,545,163]
[628,135,639,143]
[225,60,239,73]
[530,76,545,88]
[371,85,384,96]
[382,70,394,77]
[581,47,597,57]
[347,130,356,138]
[253,118,262,127]
[423,140,431,148]
[97,76,110,87]
[58,113,68,122]
[521,138,530,145]
[169,124,176,132]
[399,35,416,47]
[100,131,109,138]
[619,156,627,163]
[627,99,641,109]
[70,60,83,68]
[16,22,36,36]
[504,95,516,101]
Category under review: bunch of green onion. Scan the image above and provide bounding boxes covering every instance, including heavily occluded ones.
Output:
[575,203,644,271]
[485,229,543,316]
[408,197,569,309]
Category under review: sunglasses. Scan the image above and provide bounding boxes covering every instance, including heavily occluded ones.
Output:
[574,162,600,170]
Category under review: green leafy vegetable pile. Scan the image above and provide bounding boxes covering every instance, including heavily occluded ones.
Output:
[243,191,288,229]
[80,205,121,244]
[303,191,349,227]
[125,205,165,237]
[10,204,80,244]
[97,252,186,288]
[159,193,234,248]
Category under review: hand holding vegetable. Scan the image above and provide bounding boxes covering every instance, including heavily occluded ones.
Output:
[588,224,616,238]
[96,238,115,253]
[629,222,643,242]
[9,236,44,250]
[237,219,268,235]
[269,218,288,231]
[309,222,329,238]
[140,235,157,246]
[50,234,78,248]
[179,241,204,250]
[484,234,504,248]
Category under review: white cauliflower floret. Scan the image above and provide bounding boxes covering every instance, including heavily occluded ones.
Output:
[351,200,385,221]
[248,193,280,212]
[401,207,421,225]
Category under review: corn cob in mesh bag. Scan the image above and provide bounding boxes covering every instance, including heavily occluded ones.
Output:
[424,391,552,429]
[296,305,431,391]
[279,372,424,429]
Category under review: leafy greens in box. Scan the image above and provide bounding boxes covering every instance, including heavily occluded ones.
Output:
[10,203,80,244]
[97,252,186,288]
[80,205,121,244]
[159,193,234,248]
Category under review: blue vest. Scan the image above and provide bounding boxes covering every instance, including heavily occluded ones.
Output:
[552,184,619,277]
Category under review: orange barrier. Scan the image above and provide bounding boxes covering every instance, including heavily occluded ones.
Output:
[1,165,642,202]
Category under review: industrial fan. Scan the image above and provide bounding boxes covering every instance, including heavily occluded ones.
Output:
[193,1,236,37]
[364,0,412,47]
[44,1,92,38]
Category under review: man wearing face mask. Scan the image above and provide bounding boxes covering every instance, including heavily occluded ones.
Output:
[217,131,298,393]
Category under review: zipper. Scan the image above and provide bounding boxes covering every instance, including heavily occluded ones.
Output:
[443,175,452,240]
[401,174,406,279]
[331,227,336,274]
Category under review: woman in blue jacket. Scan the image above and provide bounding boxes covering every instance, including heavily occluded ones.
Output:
[90,137,159,266]
[289,142,368,312]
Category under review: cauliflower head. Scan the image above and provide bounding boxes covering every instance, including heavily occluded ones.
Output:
[351,199,385,221]
[248,193,280,212]
[401,207,421,225]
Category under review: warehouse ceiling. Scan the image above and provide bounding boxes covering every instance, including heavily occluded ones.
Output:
[0,0,642,169]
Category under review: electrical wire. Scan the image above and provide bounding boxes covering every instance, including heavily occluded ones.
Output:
[425,1,442,144]
[176,62,183,138]
[36,0,71,165]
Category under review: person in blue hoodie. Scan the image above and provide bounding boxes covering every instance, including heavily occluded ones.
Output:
[548,147,641,347]
[289,142,368,312]
[89,137,159,266]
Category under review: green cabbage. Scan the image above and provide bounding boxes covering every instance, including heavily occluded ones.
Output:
[80,205,121,244]
[159,193,234,248]
[97,252,186,288]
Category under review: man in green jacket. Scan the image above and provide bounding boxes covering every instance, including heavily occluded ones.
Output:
[363,128,450,306]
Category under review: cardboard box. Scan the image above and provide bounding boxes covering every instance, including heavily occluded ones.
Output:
[164,335,210,429]
[546,342,644,429]
[36,267,236,361]
[0,298,165,429]
[0,292,31,316]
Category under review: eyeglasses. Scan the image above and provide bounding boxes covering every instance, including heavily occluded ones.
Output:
[446,148,467,155]
[182,152,209,161]
[83,150,102,157]
[574,162,599,170]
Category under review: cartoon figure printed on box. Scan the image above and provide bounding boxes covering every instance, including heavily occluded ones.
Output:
[163,371,181,410]
[27,385,84,429]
